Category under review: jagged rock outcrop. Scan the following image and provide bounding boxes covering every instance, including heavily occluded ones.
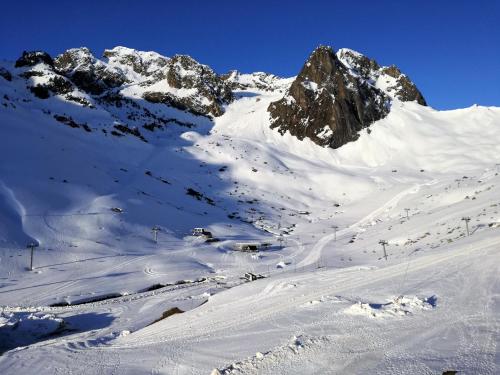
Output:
[143,54,233,117]
[14,46,234,117]
[54,48,128,95]
[268,46,390,148]
[5,46,235,142]
[102,46,169,80]
[142,91,202,115]
[15,51,54,68]
[103,47,233,117]
[45,76,74,95]
[337,48,426,105]
[11,50,84,101]
[379,65,426,105]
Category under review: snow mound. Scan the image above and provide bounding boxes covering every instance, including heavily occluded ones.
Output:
[215,335,330,374]
[344,295,437,318]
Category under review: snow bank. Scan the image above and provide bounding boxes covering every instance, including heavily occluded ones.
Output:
[344,295,437,318]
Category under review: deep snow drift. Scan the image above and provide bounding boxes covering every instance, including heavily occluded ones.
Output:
[0,51,499,374]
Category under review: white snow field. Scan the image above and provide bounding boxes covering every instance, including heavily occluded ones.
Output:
[0,69,500,374]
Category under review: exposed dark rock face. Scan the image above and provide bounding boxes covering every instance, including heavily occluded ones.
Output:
[54,48,128,95]
[53,114,91,132]
[113,124,147,142]
[380,65,426,105]
[64,94,93,107]
[143,91,203,115]
[46,76,74,95]
[15,51,54,68]
[143,54,233,117]
[26,76,74,100]
[337,49,426,105]
[268,46,390,148]
[29,85,50,99]
[19,70,45,79]
[0,67,12,81]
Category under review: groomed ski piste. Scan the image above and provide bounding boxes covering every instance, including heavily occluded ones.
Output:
[0,74,499,374]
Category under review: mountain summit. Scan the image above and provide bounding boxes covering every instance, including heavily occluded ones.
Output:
[11,47,233,120]
[268,46,426,148]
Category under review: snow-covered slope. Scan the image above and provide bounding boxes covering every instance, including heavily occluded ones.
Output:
[0,46,499,374]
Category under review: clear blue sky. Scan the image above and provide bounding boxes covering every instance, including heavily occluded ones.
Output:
[1,0,499,109]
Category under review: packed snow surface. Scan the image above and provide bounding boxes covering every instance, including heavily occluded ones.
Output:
[0,67,499,374]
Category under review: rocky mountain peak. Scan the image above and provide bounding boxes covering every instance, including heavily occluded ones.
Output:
[337,48,426,105]
[15,51,54,68]
[268,45,390,149]
[54,47,127,95]
[297,45,341,84]
[143,54,233,117]
[166,54,207,89]
[102,46,169,78]
[54,47,95,72]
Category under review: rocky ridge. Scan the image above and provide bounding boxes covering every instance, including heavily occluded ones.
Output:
[143,54,233,117]
[337,48,426,105]
[10,47,233,118]
[1,45,426,148]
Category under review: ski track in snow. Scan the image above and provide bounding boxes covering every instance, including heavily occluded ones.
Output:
[296,180,437,268]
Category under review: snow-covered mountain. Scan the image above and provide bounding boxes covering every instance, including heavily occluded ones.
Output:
[1,45,427,150]
[9,46,233,131]
[0,45,499,374]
